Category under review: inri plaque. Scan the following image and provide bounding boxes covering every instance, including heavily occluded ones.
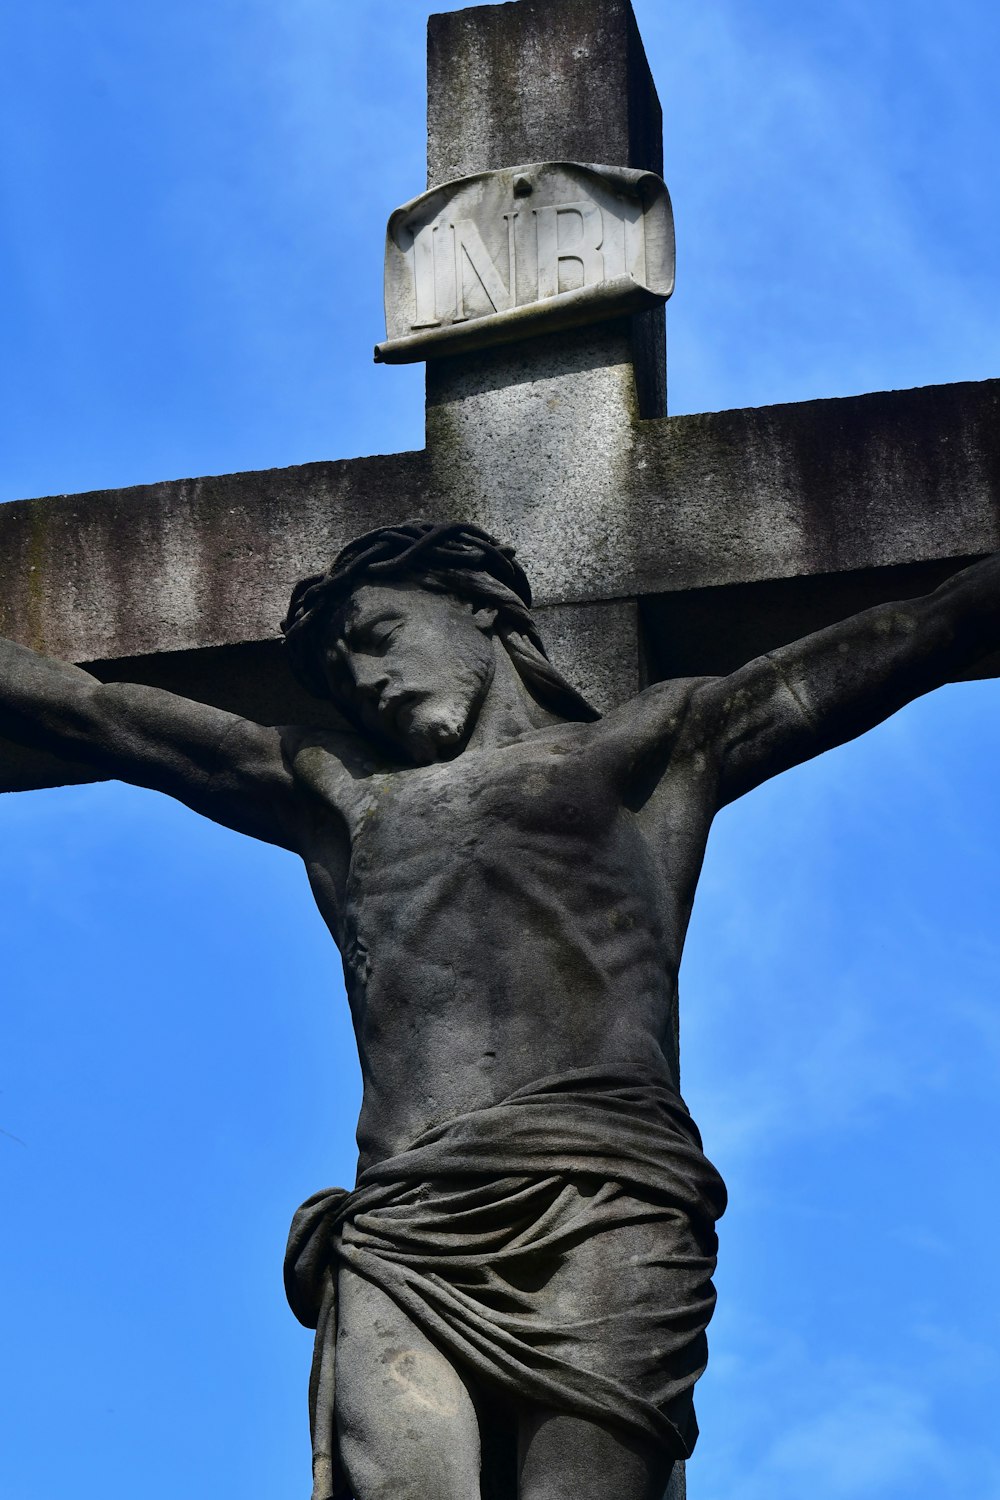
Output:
[375,161,675,364]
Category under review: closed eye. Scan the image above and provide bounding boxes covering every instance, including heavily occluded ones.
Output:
[348,621,400,655]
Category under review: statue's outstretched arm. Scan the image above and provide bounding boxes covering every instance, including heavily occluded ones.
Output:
[711,550,1000,805]
[0,636,301,849]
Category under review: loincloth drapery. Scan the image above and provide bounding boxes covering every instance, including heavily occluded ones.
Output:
[284,1067,727,1500]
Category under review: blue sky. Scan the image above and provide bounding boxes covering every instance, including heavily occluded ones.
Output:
[1,3,998,1498]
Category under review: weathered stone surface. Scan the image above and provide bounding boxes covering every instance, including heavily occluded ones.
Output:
[0,452,428,664]
[2,379,996,675]
[2,374,996,796]
[536,598,640,713]
[377,162,673,364]
[426,321,646,574]
[642,556,1000,683]
[627,378,1000,598]
[427,0,663,192]
[3,515,742,1498]
[426,0,668,422]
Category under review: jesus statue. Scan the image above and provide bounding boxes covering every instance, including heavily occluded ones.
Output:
[2,519,997,1500]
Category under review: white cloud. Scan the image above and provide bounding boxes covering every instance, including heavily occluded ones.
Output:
[691,1315,980,1500]
[762,1380,948,1496]
[631,0,1000,414]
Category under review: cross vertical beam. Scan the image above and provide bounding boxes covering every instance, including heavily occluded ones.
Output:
[426,0,666,419]
[423,0,666,717]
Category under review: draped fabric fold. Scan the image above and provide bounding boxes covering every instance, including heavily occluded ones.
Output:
[285,1068,726,1500]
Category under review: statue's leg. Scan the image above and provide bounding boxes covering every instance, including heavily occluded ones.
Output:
[334,1263,482,1500]
[517,1408,674,1500]
[509,1183,707,1500]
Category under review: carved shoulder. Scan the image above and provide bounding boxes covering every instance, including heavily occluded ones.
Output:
[284,726,385,810]
[605,675,715,752]
[594,675,725,807]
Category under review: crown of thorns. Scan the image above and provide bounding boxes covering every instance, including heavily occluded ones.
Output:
[281,520,534,692]
[281,519,600,722]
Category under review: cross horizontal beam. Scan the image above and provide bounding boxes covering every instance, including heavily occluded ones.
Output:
[2,374,996,654]
[1,374,997,789]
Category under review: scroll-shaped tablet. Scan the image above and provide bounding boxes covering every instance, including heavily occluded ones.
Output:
[375,162,675,364]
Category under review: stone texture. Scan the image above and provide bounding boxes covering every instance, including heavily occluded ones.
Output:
[627,377,1000,597]
[426,0,668,423]
[0,451,429,665]
[535,598,640,713]
[427,0,663,186]
[426,323,645,582]
[2,378,996,671]
[378,163,673,365]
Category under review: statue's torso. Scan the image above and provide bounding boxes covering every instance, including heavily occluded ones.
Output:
[292,690,718,1171]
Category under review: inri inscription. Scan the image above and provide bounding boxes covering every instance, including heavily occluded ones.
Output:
[376,162,674,363]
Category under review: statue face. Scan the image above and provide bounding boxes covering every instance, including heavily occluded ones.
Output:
[325,581,497,763]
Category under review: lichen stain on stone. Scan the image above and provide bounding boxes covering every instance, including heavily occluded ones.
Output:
[23,502,51,655]
[387,1348,461,1416]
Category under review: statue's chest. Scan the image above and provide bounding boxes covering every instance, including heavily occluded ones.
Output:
[349,740,612,884]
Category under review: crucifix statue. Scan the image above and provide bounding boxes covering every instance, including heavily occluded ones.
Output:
[4,518,1000,1500]
[2,3,998,1499]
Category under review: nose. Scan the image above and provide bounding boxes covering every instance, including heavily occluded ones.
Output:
[351,659,390,701]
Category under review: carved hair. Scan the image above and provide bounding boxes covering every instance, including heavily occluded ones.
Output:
[281,520,599,722]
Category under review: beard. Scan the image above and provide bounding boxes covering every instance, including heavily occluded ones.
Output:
[392,690,477,764]
[386,657,495,764]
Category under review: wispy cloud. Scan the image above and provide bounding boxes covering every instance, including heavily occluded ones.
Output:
[693,1313,1000,1499]
[633,0,1000,414]
[760,1380,948,1497]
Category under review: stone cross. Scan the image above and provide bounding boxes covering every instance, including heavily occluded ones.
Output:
[1,1,999,1492]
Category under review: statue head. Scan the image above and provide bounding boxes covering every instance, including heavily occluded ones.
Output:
[281,520,597,762]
